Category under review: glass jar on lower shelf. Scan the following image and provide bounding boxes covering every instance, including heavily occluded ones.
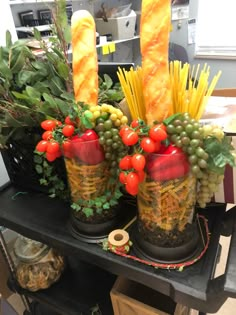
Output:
[14,235,65,292]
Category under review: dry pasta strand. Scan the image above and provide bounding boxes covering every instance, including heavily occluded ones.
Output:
[117,66,146,122]
[169,61,221,120]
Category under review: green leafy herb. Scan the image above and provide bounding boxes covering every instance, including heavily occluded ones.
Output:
[204,136,236,174]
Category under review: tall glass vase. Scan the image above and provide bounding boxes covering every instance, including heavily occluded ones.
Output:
[64,138,121,242]
[134,151,199,263]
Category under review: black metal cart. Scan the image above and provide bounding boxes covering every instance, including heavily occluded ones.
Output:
[0,185,236,314]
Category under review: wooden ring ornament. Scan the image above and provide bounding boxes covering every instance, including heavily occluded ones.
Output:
[108,229,131,254]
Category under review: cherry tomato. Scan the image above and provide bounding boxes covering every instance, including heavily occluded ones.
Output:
[36,140,48,152]
[119,172,127,184]
[42,131,53,141]
[62,140,71,151]
[62,125,75,137]
[46,152,57,162]
[131,119,139,128]
[47,141,60,154]
[55,150,62,158]
[131,153,146,171]
[41,120,57,131]
[81,129,98,141]
[119,126,131,137]
[125,183,138,196]
[119,156,132,170]
[137,170,145,183]
[122,131,139,146]
[126,172,139,188]
[62,141,74,158]
[140,137,156,153]
[149,125,168,142]
[65,116,75,126]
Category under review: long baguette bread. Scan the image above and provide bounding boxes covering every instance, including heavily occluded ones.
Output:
[71,10,98,106]
[140,0,172,125]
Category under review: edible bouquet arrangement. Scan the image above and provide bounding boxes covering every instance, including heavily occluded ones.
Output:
[29,0,235,260]
[34,0,235,219]
[34,9,131,228]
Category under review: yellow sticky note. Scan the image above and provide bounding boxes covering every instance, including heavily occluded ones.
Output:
[102,45,109,55]
[109,42,116,53]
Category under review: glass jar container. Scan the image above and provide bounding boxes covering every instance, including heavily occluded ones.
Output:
[14,235,65,292]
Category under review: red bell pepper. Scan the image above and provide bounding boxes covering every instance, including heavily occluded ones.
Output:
[149,160,190,181]
[146,144,189,181]
[70,131,104,165]
[81,129,98,141]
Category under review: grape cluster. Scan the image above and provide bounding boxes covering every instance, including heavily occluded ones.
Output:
[166,113,208,179]
[202,124,225,140]
[84,104,129,176]
[166,113,227,208]
[197,171,224,208]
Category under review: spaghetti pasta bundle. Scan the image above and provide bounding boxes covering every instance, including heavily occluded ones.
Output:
[117,66,146,122]
[169,61,221,120]
[140,0,173,125]
[71,10,98,106]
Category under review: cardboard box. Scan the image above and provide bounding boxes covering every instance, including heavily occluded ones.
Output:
[110,276,190,315]
[95,10,137,41]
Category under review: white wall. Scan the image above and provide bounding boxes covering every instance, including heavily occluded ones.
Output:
[170,0,236,88]
[1,0,18,45]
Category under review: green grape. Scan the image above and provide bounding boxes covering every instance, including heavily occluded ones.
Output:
[112,143,119,149]
[191,130,201,139]
[181,137,190,145]
[180,131,188,138]
[99,137,105,145]
[176,125,184,133]
[185,124,194,133]
[182,119,190,127]
[195,147,206,158]
[106,139,113,146]
[173,119,182,127]
[105,152,111,159]
[187,146,195,155]
[96,117,105,124]
[104,131,112,139]
[166,124,176,134]
[113,135,120,142]
[95,123,104,132]
[192,165,200,174]
[176,140,182,147]
[104,119,113,130]
[198,159,208,168]
[111,128,119,136]
[189,155,198,164]
[98,131,104,137]
[190,139,200,147]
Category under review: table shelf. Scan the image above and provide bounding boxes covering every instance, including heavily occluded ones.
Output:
[9,258,116,315]
[1,185,236,314]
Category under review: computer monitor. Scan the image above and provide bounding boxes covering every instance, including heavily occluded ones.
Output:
[98,62,135,84]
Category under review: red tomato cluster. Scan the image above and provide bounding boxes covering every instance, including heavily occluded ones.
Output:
[35,117,77,162]
[36,119,63,162]
[118,121,168,196]
[36,117,104,164]
[119,154,146,196]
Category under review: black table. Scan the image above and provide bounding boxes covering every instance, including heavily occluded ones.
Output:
[1,185,236,314]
